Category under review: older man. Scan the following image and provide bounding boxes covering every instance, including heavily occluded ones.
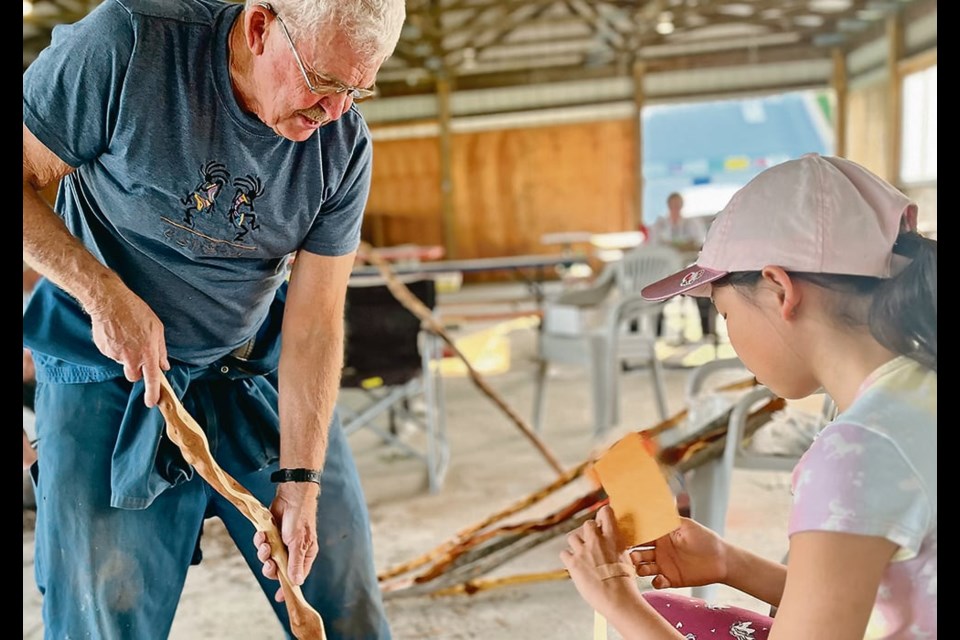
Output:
[22,1,404,637]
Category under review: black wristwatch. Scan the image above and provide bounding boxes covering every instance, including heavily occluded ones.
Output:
[270,468,322,486]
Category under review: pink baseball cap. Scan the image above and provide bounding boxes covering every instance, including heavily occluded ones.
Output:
[641,153,918,302]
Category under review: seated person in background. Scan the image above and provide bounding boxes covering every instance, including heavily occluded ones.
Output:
[562,155,936,639]
[647,192,712,342]
[646,192,707,254]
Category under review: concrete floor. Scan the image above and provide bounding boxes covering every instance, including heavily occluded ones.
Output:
[22,281,801,639]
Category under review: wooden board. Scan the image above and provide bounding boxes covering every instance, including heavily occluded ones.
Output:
[366,119,637,282]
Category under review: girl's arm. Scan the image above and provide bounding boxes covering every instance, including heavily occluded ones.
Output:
[769,530,896,640]
[722,544,788,608]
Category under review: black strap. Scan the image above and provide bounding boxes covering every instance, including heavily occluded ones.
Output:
[270,468,322,486]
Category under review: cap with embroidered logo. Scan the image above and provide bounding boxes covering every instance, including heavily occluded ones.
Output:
[641,153,918,302]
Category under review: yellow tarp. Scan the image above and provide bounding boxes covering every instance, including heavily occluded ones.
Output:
[437,316,541,377]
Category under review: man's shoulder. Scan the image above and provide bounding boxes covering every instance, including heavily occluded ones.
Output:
[113,0,226,25]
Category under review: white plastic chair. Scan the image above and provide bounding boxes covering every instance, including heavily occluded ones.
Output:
[682,358,835,600]
[531,245,684,437]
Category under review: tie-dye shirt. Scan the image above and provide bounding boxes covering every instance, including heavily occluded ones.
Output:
[789,356,937,639]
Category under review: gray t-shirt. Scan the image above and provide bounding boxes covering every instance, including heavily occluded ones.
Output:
[23,0,371,365]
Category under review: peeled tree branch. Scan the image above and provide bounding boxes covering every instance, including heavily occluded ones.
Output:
[379,386,785,599]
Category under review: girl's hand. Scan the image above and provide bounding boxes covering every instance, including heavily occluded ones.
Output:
[560,505,645,619]
[631,516,729,589]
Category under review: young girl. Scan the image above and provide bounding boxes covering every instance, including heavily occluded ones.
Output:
[561,154,936,639]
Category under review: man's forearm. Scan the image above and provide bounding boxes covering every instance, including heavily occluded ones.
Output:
[23,183,123,313]
[277,329,344,472]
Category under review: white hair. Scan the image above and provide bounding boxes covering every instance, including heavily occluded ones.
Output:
[248,0,406,62]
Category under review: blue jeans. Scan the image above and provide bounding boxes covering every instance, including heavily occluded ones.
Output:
[32,377,390,640]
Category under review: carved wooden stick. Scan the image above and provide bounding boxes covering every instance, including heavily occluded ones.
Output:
[358,241,565,476]
[156,376,326,640]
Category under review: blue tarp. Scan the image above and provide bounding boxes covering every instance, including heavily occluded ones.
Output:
[643,91,832,220]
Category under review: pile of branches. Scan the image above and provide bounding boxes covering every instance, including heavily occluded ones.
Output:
[378,384,786,599]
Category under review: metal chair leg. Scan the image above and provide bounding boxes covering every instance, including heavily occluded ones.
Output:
[589,336,611,438]
[650,355,669,421]
[532,359,549,433]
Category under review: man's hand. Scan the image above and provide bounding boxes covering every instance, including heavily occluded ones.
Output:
[630,516,729,589]
[255,482,320,602]
[88,285,170,407]
[24,122,171,406]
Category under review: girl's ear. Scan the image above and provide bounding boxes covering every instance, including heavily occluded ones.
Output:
[760,266,802,322]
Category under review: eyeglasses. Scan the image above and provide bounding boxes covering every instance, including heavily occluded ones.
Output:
[259,3,377,102]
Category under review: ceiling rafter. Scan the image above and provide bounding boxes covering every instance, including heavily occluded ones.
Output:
[443,1,558,70]
[564,0,628,54]
[23,0,936,97]
[440,0,558,48]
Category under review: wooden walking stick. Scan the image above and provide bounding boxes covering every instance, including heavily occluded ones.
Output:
[156,376,326,640]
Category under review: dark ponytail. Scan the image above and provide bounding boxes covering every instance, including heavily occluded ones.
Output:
[714,231,937,373]
[869,232,937,372]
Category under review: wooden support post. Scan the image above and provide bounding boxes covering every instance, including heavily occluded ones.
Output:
[897,47,937,77]
[632,59,646,230]
[436,74,457,258]
[885,14,903,186]
[831,48,847,158]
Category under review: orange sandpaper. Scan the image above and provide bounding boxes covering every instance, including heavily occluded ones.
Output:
[591,433,681,549]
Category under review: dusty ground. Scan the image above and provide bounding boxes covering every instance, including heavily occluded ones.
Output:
[23,286,797,639]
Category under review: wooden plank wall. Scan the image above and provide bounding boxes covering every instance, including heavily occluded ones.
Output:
[842,75,937,236]
[845,81,889,180]
[366,118,636,261]
[364,136,444,247]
